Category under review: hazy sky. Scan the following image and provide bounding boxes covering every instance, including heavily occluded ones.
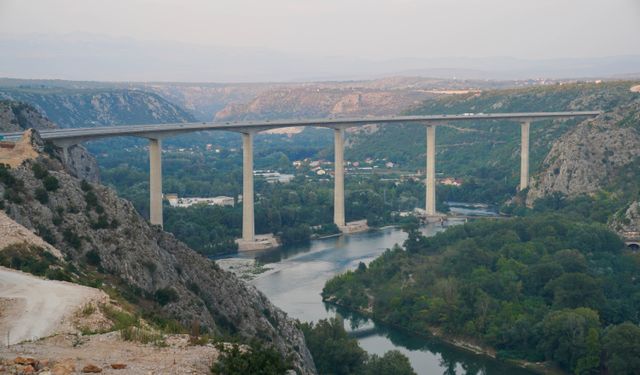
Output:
[1,0,639,60]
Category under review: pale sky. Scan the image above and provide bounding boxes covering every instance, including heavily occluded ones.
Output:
[0,0,639,81]
[1,0,639,60]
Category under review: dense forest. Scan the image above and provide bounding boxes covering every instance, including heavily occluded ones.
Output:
[322,213,640,374]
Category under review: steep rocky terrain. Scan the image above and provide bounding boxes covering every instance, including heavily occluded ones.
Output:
[214,86,436,121]
[526,102,640,202]
[0,100,56,132]
[0,100,99,182]
[0,88,195,128]
[0,131,316,374]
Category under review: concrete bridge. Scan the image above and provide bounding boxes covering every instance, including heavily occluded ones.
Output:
[0,111,600,249]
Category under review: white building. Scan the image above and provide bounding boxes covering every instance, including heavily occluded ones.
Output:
[254,170,295,184]
[166,194,234,208]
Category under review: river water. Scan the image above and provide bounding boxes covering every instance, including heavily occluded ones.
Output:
[227,209,533,375]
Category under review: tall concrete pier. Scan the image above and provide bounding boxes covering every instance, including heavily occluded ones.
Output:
[334,127,346,227]
[520,121,530,190]
[149,138,163,227]
[425,125,436,215]
[242,132,255,241]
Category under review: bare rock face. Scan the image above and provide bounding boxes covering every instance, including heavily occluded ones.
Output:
[527,104,640,204]
[64,144,100,183]
[0,100,56,132]
[610,201,640,236]
[0,131,316,374]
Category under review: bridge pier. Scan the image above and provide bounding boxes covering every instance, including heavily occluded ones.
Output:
[149,138,163,227]
[334,127,346,228]
[425,125,436,216]
[242,132,255,241]
[520,121,530,191]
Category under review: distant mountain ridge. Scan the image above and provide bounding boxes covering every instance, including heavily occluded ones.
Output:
[2,33,640,82]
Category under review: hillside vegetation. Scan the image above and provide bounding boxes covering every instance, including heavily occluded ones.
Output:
[347,81,640,204]
[323,216,640,374]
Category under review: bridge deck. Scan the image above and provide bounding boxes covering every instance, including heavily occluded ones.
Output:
[0,111,601,144]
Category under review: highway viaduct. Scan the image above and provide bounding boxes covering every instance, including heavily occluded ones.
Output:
[0,111,601,248]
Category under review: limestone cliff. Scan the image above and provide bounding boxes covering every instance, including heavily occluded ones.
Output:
[1,101,100,183]
[0,131,316,374]
[215,86,434,122]
[610,201,640,236]
[527,96,640,204]
[0,100,56,132]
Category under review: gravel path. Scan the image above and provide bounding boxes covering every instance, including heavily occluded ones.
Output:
[0,267,102,345]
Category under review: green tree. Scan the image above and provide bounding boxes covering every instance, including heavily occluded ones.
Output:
[602,322,640,375]
[540,308,601,373]
[362,351,416,375]
[211,342,291,375]
[300,318,367,375]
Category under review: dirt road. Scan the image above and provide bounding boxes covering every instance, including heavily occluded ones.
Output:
[0,267,103,345]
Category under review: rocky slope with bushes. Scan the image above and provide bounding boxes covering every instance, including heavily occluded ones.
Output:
[0,130,316,374]
[0,88,195,128]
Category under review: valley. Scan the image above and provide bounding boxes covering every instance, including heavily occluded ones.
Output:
[1,78,640,374]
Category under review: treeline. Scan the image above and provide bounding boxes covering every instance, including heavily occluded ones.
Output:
[323,214,640,374]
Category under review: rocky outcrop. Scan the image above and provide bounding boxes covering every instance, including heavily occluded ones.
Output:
[214,87,433,122]
[0,131,316,374]
[0,101,100,183]
[0,100,56,132]
[527,101,640,204]
[610,201,640,236]
[64,144,100,183]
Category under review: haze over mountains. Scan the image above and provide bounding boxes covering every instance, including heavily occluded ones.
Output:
[1,33,639,82]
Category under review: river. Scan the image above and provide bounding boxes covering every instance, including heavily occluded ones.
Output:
[223,208,534,375]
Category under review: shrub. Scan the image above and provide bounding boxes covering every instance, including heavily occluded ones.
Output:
[3,188,23,204]
[154,287,179,306]
[85,249,101,267]
[63,228,82,249]
[35,187,49,204]
[43,175,59,191]
[0,163,19,187]
[0,243,59,277]
[81,179,93,192]
[36,224,56,244]
[31,162,49,179]
[211,342,292,375]
[90,214,110,229]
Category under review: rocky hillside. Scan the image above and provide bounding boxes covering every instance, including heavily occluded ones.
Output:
[1,100,99,183]
[0,131,316,374]
[0,88,196,128]
[0,100,56,132]
[214,86,436,121]
[526,99,640,203]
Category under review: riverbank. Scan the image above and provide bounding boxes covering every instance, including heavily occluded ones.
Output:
[324,298,563,375]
